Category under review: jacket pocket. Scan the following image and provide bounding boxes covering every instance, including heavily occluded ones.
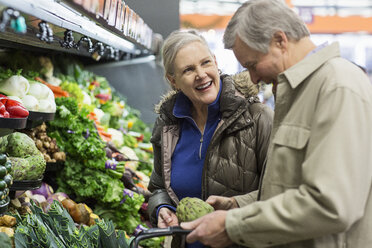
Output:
[273,125,310,149]
[268,125,310,187]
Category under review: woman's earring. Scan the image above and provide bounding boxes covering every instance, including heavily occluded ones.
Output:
[218,69,222,75]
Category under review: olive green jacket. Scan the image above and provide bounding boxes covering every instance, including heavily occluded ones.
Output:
[226,42,372,247]
[147,75,273,247]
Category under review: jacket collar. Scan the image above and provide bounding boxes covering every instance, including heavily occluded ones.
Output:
[279,42,341,89]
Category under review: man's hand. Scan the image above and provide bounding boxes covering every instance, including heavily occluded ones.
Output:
[207,195,239,210]
[180,210,233,248]
[157,207,179,228]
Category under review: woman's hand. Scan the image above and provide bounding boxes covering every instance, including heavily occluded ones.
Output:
[206,195,238,210]
[157,207,179,228]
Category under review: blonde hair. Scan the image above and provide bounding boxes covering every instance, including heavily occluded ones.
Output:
[161,30,213,87]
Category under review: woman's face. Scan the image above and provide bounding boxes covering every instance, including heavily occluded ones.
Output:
[168,41,220,110]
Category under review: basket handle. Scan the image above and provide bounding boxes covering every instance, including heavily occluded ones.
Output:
[129,226,192,248]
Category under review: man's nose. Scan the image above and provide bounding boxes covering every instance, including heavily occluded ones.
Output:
[249,71,260,84]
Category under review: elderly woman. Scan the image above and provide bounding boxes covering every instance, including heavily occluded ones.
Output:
[147,30,273,248]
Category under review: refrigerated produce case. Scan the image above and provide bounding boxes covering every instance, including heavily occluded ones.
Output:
[0,1,167,247]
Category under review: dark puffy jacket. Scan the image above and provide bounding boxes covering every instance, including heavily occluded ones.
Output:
[148,74,273,247]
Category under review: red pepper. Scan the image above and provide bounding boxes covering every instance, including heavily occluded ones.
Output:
[0,102,6,117]
[0,97,7,105]
[90,80,100,87]
[0,112,10,118]
[136,134,144,142]
[5,99,29,118]
[0,103,10,118]
[95,93,111,101]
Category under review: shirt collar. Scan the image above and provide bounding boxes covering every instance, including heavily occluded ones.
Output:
[278,42,340,89]
[173,79,222,119]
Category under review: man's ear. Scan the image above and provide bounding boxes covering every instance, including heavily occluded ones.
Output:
[273,31,288,50]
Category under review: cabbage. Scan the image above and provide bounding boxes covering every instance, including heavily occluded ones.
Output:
[28,81,52,100]
[21,95,39,111]
[0,75,29,98]
[38,99,56,113]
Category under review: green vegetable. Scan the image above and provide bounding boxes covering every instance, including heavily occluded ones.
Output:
[0,232,11,248]
[4,161,11,174]
[9,155,45,181]
[0,154,7,164]
[0,166,6,178]
[0,180,6,191]
[6,132,40,157]
[0,137,8,154]
[14,200,131,248]
[3,174,13,188]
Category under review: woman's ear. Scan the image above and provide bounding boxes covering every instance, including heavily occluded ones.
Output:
[166,74,177,89]
[213,54,218,67]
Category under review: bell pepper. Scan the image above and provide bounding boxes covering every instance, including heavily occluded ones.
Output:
[95,93,111,101]
[5,99,29,118]
[0,102,9,118]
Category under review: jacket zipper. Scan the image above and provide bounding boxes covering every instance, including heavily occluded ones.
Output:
[199,134,204,159]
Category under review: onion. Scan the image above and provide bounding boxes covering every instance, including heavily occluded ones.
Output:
[47,192,69,203]
[31,194,47,205]
[31,182,54,198]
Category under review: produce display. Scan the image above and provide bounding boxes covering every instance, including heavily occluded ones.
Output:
[14,200,131,247]
[21,123,66,163]
[0,53,162,247]
[1,132,46,181]
[0,94,29,119]
[0,154,12,208]
[176,197,214,222]
[0,71,56,113]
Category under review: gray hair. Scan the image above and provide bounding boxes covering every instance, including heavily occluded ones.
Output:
[162,30,212,78]
[223,0,310,53]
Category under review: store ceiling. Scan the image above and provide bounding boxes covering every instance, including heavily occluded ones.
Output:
[180,0,372,16]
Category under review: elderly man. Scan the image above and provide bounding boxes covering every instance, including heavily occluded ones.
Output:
[181,0,372,247]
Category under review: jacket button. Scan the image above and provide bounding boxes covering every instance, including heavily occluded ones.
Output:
[247,119,251,122]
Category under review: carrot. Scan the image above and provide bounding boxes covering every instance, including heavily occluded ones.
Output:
[35,77,69,97]
[95,125,105,132]
[99,131,112,138]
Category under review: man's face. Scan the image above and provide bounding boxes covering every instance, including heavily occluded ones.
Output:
[232,36,284,85]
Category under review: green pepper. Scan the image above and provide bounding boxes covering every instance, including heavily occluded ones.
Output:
[0,154,6,165]
[4,161,11,174]
[0,166,6,178]
[0,180,6,191]
[3,174,12,188]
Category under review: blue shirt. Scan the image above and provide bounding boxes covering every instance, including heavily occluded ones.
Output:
[171,80,222,248]
[171,80,222,200]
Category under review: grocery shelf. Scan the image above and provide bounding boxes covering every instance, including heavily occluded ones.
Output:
[0,0,153,61]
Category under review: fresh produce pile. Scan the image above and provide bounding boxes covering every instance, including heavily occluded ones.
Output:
[0,54,162,247]
[0,94,29,118]
[15,200,131,248]
[0,70,56,113]
[21,123,66,163]
[0,154,12,207]
[0,133,46,181]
